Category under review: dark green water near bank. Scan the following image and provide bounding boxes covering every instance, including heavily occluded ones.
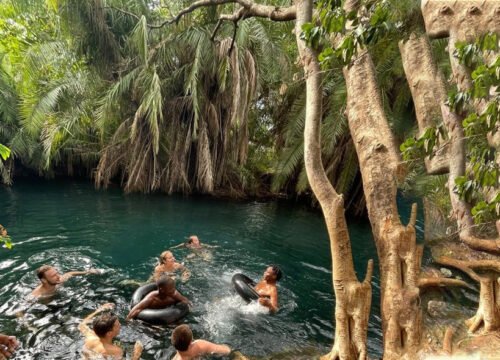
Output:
[0,180,423,359]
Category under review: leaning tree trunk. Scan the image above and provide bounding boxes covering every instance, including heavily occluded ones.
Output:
[399,34,450,175]
[295,1,373,359]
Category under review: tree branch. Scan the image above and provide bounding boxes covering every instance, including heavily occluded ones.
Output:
[418,277,468,289]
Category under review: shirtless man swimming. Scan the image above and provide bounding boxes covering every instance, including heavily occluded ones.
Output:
[79,303,143,360]
[31,265,100,298]
[171,324,231,360]
[126,277,190,320]
[153,251,190,282]
[255,265,282,313]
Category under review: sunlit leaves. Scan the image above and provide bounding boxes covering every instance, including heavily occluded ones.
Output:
[400,125,446,161]
[0,143,10,160]
[302,0,400,65]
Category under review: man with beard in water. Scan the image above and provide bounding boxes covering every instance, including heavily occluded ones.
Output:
[126,276,190,320]
[31,265,100,298]
[80,303,143,360]
[254,265,282,313]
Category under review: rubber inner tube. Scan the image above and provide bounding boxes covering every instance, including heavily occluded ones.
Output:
[232,274,260,303]
[130,283,189,325]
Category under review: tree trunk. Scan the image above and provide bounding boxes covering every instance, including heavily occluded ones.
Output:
[295,1,373,358]
[342,45,422,359]
[399,34,449,175]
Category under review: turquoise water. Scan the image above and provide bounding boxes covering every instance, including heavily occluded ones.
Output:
[0,180,387,359]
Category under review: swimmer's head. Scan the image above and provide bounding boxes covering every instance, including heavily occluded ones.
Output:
[157,276,175,296]
[36,265,61,285]
[186,235,200,246]
[171,324,193,351]
[93,313,120,338]
[0,225,6,237]
[159,251,175,264]
[264,265,282,282]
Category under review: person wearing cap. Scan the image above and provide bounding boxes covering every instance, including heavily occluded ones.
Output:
[255,265,282,313]
[80,303,143,360]
[31,264,101,298]
[153,250,190,282]
[171,324,231,360]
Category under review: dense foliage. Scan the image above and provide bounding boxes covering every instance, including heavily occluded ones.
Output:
[1,0,483,219]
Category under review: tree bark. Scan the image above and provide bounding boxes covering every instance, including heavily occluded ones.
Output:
[295,1,372,358]
[399,34,449,175]
[341,3,423,354]
[343,46,422,360]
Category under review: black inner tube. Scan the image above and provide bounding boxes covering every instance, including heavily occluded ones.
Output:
[130,283,189,325]
[232,274,260,303]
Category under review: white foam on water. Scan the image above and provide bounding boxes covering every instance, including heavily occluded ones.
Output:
[201,295,268,337]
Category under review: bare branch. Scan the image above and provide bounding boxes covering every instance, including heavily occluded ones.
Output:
[210,19,224,41]
[418,277,468,289]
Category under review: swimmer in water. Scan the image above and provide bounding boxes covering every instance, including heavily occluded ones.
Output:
[80,303,143,360]
[126,277,191,320]
[152,251,190,282]
[31,265,101,298]
[171,235,216,261]
[171,324,231,360]
[254,265,282,313]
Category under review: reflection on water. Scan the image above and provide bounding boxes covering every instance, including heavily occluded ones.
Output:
[1,180,384,359]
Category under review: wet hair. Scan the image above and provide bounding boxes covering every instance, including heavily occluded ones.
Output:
[93,313,118,338]
[171,324,193,351]
[159,251,172,265]
[270,265,282,281]
[157,276,174,289]
[36,265,52,280]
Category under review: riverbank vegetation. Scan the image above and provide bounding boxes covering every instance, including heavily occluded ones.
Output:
[0,0,499,359]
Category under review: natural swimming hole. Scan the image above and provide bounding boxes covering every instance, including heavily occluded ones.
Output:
[0,180,385,359]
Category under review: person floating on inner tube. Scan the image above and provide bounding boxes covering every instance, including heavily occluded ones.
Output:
[255,265,282,313]
[171,324,231,360]
[126,277,191,321]
[153,250,191,282]
[79,303,143,360]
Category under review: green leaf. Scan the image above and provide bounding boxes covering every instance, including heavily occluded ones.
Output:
[0,143,11,160]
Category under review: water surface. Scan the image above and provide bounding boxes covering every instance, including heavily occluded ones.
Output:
[0,180,385,359]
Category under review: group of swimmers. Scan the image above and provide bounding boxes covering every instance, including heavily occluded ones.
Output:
[0,234,283,359]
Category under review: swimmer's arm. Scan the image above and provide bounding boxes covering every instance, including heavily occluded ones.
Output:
[127,295,153,320]
[175,263,191,281]
[131,341,143,360]
[61,269,99,282]
[79,303,115,338]
[173,290,191,306]
[196,340,231,356]
[170,243,186,250]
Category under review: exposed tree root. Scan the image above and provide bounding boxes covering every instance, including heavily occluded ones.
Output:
[436,256,500,333]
